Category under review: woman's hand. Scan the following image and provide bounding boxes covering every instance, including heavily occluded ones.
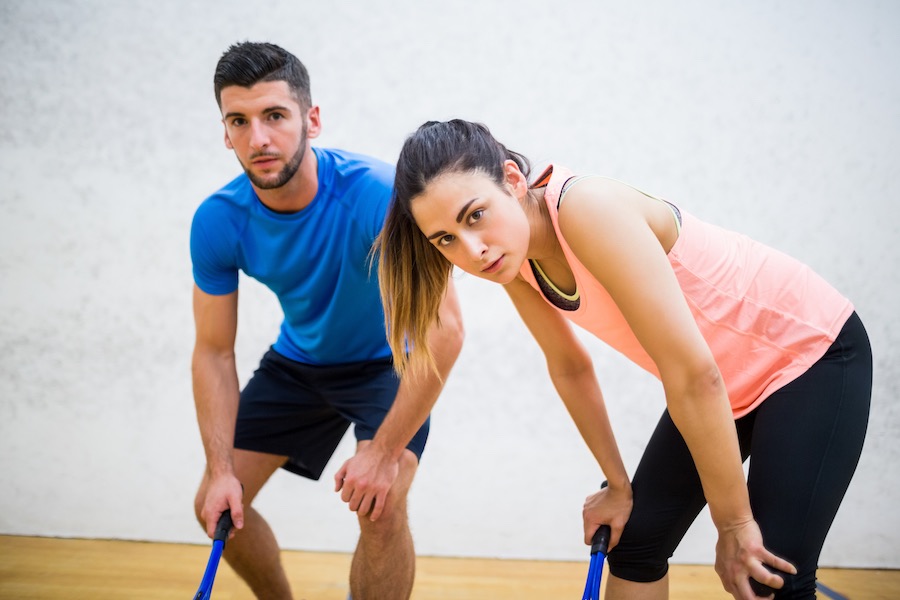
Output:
[582,480,633,551]
[714,518,797,599]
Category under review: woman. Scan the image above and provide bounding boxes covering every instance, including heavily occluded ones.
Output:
[378,119,871,599]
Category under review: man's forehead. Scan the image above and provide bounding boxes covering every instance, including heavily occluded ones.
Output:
[220,80,300,113]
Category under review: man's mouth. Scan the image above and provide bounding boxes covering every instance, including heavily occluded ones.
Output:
[251,155,279,168]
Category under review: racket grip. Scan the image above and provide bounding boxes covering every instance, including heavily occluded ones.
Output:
[214,510,233,543]
[591,524,611,555]
[590,479,611,555]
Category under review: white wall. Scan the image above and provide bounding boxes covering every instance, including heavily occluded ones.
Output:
[1,0,898,568]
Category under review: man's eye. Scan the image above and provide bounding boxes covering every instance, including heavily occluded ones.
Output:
[231,118,246,127]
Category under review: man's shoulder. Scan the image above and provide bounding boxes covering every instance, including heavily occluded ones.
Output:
[191,173,255,244]
[194,173,254,217]
[205,172,254,204]
[316,147,394,188]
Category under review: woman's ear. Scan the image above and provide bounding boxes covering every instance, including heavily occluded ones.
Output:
[503,160,529,199]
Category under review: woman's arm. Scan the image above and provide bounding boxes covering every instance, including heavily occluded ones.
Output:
[504,276,632,547]
[335,279,464,520]
[558,178,794,597]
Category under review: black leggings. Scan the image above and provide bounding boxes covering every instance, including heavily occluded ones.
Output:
[607,312,872,599]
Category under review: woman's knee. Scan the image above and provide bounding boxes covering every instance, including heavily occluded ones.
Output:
[606,550,669,584]
[771,567,817,599]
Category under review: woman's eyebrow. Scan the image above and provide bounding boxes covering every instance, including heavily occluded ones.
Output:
[426,198,478,240]
[456,198,477,223]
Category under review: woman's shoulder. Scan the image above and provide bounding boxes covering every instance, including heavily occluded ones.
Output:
[557,176,648,223]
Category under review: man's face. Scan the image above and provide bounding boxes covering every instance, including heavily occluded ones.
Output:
[220,80,318,189]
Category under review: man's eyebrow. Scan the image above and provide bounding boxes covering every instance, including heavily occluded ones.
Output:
[223,106,291,120]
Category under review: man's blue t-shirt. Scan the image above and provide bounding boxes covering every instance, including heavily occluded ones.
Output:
[190,147,395,366]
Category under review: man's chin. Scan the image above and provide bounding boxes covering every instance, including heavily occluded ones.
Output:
[248,171,289,190]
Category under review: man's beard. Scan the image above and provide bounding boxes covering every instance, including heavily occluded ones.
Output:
[245,122,308,190]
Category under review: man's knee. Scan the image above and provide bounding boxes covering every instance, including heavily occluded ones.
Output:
[357,450,417,536]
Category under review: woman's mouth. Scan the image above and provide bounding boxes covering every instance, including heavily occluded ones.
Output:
[481,256,504,274]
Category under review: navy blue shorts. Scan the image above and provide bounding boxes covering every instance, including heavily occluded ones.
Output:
[234,348,430,480]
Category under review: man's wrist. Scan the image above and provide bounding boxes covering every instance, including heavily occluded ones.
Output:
[367,436,405,461]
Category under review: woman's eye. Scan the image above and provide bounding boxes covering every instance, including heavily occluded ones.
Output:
[469,209,484,223]
[438,234,455,247]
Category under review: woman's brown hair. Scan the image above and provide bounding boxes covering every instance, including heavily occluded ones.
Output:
[377,119,530,376]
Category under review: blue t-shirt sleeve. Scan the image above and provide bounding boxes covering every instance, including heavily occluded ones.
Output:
[190,199,240,295]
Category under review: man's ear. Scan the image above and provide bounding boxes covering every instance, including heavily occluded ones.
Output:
[223,121,234,150]
[503,159,529,199]
[306,105,322,139]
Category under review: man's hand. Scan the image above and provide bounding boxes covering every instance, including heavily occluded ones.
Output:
[334,442,400,521]
[201,473,244,539]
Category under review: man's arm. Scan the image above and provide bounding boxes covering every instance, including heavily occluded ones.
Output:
[192,284,245,536]
[335,279,464,520]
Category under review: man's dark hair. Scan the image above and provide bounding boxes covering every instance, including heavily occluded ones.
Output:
[213,41,311,109]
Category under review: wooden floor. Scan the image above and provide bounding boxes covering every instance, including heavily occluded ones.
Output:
[0,535,897,599]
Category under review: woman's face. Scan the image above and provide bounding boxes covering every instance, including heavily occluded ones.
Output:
[411,167,531,285]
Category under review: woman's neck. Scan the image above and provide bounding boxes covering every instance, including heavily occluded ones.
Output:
[525,188,564,263]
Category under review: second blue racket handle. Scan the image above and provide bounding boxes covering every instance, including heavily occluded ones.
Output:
[591,524,611,555]
[591,479,611,555]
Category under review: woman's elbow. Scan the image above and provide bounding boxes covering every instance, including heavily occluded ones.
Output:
[664,360,726,407]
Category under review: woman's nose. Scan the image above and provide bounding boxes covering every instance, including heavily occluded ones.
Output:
[461,233,487,261]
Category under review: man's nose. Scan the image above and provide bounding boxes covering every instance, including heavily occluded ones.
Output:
[249,120,270,150]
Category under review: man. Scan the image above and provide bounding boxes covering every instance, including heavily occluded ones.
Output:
[190,41,463,600]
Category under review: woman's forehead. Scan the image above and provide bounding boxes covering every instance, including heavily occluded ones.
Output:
[421,170,497,197]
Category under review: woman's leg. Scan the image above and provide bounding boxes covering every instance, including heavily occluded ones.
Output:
[606,409,709,599]
[746,313,872,598]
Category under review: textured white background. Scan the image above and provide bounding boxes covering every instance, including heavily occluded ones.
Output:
[1,0,898,568]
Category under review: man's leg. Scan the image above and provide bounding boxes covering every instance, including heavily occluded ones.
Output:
[195,448,293,600]
[349,444,419,600]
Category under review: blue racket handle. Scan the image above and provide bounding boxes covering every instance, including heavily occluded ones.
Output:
[590,480,611,555]
[213,510,233,543]
[582,550,607,600]
[193,540,225,599]
[193,511,233,599]
[590,524,611,555]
